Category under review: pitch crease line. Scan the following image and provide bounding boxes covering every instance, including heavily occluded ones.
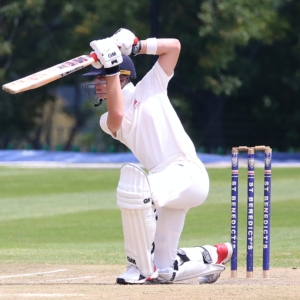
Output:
[0,294,85,298]
[46,275,98,282]
[0,269,68,279]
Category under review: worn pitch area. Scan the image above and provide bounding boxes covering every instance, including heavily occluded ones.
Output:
[1,265,299,299]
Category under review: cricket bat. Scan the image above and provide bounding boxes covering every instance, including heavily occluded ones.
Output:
[2,53,98,94]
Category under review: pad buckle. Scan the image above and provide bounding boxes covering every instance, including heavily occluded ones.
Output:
[199,246,213,264]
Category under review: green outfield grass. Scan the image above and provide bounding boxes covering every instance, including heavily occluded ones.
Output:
[0,166,299,269]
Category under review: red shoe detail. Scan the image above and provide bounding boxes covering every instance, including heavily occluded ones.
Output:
[146,265,158,281]
[214,243,233,264]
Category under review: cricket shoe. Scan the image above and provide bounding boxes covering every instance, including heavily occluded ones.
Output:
[145,278,171,284]
[198,243,233,284]
[198,273,221,284]
[116,265,158,285]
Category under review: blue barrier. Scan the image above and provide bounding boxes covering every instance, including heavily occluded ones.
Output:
[0,150,299,164]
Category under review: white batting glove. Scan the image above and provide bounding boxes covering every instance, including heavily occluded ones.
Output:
[112,28,140,56]
[90,38,123,70]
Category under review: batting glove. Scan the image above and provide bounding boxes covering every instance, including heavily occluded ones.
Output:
[112,28,141,56]
[90,38,123,76]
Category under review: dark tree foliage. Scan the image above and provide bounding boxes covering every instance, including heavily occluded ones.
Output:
[0,0,149,149]
[161,0,300,152]
[223,0,300,151]
[1,0,299,152]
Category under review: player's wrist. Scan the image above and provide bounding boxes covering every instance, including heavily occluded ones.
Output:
[105,65,120,76]
[131,41,142,56]
[146,38,157,55]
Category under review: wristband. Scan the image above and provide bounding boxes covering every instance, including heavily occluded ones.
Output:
[131,41,142,56]
[146,38,157,55]
[105,65,120,76]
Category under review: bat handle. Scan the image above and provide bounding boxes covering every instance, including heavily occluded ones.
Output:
[89,52,98,62]
[133,37,139,45]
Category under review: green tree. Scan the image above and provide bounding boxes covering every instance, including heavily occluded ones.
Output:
[0,0,152,150]
[160,0,299,151]
[1,0,300,152]
[216,0,300,150]
[0,0,48,148]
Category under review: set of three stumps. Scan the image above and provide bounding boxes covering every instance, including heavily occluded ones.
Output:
[230,145,272,278]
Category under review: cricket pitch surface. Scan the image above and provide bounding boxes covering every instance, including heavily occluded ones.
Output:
[1,264,299,299]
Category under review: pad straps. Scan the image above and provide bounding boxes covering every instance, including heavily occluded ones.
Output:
[177,246,213,264]
[177,248,190,263]
[198,246,213,264]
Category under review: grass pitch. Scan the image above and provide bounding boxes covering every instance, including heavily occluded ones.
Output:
[0,166,299,269]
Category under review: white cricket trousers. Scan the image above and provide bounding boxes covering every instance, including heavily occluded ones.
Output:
[148,159,209,269]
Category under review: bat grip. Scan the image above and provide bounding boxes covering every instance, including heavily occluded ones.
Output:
[133,37,139,45]
[89,52,98,62]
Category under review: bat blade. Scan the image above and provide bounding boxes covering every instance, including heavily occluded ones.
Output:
[2,55,95,94]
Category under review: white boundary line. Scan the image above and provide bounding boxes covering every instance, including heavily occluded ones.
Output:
[0,294,85,298]
[0,269,68,279]
[46,275,97,282]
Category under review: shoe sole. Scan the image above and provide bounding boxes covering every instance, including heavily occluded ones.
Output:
[116,269,158,285]
[116,278,146,285]
[144,280,171,285]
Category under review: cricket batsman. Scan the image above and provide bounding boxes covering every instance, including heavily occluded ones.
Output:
[82,28,233,284]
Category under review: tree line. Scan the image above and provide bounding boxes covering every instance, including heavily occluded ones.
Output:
[1,0,299,152]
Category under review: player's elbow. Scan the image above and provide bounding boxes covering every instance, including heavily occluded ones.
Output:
[107,112,123,134]
[172,39,181,53]
[164,39,180,54]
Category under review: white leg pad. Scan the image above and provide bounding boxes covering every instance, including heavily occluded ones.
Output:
[157,246,225,283]
[158,262,225,282]
[117,163,156,278]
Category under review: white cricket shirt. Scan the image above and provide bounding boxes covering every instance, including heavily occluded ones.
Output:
[100,61,200,171]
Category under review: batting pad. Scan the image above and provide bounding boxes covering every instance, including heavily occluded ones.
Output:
[158,261,225,282]
[117,164,156,278]
[157,246,225,282]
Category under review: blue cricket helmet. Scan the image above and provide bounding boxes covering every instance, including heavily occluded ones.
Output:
[83,55,136,78]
